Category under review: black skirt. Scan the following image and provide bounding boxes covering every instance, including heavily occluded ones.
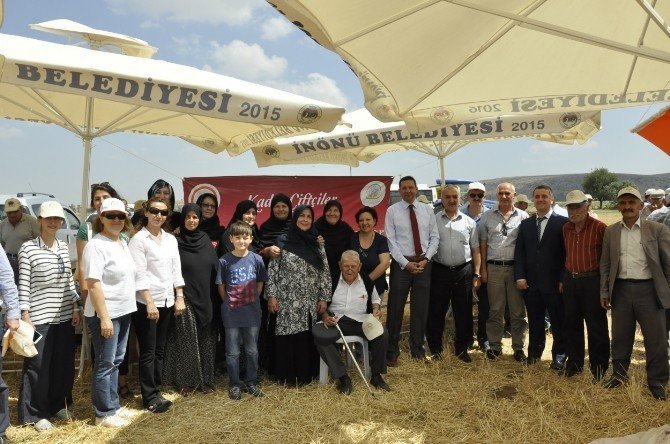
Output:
[273,330,319,386]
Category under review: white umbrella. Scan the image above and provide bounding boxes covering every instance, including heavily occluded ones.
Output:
[270,1,670,130]
[0,32,345,217]
[252,108,601,183]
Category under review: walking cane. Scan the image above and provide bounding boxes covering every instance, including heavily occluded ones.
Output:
[327,310,375,397]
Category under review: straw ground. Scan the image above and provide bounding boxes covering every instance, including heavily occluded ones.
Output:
[3,312,668,444]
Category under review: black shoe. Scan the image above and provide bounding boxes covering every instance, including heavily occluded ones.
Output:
[370,374,391,392]
[527,356,540,365]
[486,349,500,360]
[478,340,490,351]
[147,398,172,413]
[503,330,512,339]
[649,385,667,401]
[603,376,626,389]
[513,350,527,363]
[244,384,264,397]
[338,375,352,395]
[560,367,581,378]
[456,351,472,363]
[550,360,565,371]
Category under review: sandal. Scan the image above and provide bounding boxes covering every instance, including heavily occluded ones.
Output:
[118,385,134,399]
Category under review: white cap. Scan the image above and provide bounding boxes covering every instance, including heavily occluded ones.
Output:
[566,190,588,205]
[467,182,486,192]
[39,201,65,219]
[416,195,431,204]
[98,197,128,215]
[617,186,642,201]
[2,320,40,358]
[645,188,655,196]
[361,314,384,340]
[585,194,593,200]
[665,187,670,196]
[650,189,665,198]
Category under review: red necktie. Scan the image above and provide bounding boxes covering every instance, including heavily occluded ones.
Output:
[409,204,423,256]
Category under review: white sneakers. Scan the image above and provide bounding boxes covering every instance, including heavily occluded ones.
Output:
[116,407,141,419]
[34,419,53,431]
[95,414,130,428]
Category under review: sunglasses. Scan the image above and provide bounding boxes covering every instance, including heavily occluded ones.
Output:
[148,207,169,216]
[102,213,126,220]
[469,193,484,199]
[501,222,508,236]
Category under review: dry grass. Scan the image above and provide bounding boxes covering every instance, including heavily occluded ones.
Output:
[4,315,668,444]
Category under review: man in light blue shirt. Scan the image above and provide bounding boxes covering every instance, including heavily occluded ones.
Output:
[0,244,20,443]
[384,176,439,365]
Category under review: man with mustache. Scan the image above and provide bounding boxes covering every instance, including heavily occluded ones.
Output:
[600,186,670,400]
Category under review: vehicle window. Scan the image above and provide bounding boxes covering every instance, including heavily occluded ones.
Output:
[64,209,80,230]
[32,204,41,217]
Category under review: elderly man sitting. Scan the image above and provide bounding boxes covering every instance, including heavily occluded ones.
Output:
[313,250,390,394]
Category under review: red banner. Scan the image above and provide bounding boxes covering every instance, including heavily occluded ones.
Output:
[182,175,393,228]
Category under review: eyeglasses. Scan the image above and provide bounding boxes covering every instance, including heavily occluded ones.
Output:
[102,213,126,220]
[148,207,169,216]
[201,203,216,209]
[57,254,66,276]
[357,248,368,259]
[501,222,508,236]
[469,193,484,199]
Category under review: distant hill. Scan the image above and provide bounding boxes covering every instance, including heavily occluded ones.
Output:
[481,173,670,201]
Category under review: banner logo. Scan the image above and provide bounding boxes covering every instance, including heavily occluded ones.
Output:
[360,181,386,207]
[431,108,454,125]
[560,112,581,129]
[188,183,221,205]
[263,146,279,158]
[297,105,322,124]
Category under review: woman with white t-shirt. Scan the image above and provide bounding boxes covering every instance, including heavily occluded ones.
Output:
[128,197,184,413]
[83,198,137,428]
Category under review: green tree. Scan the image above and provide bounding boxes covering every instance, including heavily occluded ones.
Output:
[583,168,619,208]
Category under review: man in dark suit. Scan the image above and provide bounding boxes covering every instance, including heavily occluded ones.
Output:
[514,185,568,368]
[601,186,670,400]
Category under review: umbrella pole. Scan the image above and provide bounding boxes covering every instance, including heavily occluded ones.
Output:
[439,155,446,186]
[80,137,92,221]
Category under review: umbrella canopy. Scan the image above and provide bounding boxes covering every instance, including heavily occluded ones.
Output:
[631,105,670,155]
[270,1,670,130]
[253,108,601,182]
[0,32,345,216]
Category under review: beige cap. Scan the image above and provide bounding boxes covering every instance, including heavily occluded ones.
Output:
[566,190,588,205]
[617,186,642,201]
[467,182,486,192]
[4,198,21,213]
[650,189,665,198]
[645,188,655,196]
[2,320,40,358]
[361,314,384,340]
[515,194,530,204]
[39,201,65,219]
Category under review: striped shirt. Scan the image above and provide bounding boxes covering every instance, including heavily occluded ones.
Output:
[18,237,78,324]
[563,216,606,273]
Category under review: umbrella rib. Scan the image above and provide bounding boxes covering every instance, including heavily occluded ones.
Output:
[447,0,670,62]
[403,0,548,115]
[620,0,658,97]
[185,114,231,143]
[635,0,670,39]
[93,106,155,136]
[10,87,85,136]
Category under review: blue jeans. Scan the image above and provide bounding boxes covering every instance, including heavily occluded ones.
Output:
[87,314,131,418]
[225,326,259,387]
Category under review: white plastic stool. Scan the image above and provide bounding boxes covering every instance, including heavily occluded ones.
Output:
[319,335,371,384]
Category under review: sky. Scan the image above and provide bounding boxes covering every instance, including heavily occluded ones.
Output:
[1,0,669,206]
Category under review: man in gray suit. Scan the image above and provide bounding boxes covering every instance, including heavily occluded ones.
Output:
[600,186,670,400]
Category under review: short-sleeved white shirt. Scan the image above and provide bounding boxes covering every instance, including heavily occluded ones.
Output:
[83,233,137,319]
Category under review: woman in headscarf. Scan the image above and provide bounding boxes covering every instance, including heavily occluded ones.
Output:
[147,179,180,231]
[265,205,331,385]
[196,193,224,246]
[217,199,262,257]
[314,199,354,291]
[257,193,292,262]
[162,204,218,395]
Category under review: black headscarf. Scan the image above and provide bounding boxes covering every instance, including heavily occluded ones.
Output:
[314,200,354,289]
[277,204,324,270]
[258,193,293,248]
[196,193,224,241]
[217,199,262,256]
[177,204,217,326]
[147,179,180,231]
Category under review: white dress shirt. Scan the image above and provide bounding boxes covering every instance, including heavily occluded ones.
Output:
[329,274,380,323]
[618,218,651,279]
[434,211,479,266]
[128,227,185,307]
[384,198,440,268]
[536,208,553,241]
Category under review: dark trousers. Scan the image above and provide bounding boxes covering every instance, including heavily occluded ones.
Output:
[386,260,432,359]
[6,255,18,284]
[426,262,472,355]
[313,316,387,379]
[523,286,565,360]
[562,273,609,377]
[18,322,75,424]
[611,280,669,386]
[476,283,489,346]
[131,303,172,407]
